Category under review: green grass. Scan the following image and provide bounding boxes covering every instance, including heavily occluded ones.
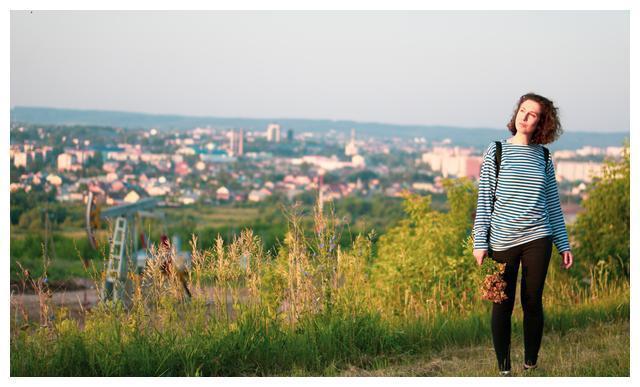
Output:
[10,231,102,282]
[165,206,261,229]
[341,318,629,377]
[9,205,264,282]
[10,291,628,376]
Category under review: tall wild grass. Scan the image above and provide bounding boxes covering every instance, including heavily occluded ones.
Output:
[10,182,630,376]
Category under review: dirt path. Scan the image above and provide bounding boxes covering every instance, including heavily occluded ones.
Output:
[10,282,251,327]
[10,287,100,325]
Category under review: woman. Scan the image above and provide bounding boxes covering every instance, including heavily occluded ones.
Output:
[472,93,574,376]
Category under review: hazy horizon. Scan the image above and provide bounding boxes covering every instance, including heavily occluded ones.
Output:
[11,11,630,133]
[8,105,631,135]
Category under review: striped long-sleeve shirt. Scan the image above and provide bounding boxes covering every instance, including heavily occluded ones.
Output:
[472,139,571,253]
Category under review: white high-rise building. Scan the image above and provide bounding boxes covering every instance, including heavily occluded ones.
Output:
[267,123,281,143]
[57,153,75,171]
[345,128,358,156]
[13,152,28,168]
[229,129,244,156]
[421,148,482,179]
[556,161,604,182]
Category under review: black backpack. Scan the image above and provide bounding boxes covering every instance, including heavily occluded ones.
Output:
[487,141,550,257]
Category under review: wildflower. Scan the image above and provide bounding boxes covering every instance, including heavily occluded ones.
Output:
[481,262,508,303]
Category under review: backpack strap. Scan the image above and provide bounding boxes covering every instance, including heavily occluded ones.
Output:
[487,141,502,257]
[493,141,502,207]
[542,146,550,174]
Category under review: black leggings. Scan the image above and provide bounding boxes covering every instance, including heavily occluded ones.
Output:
[490,236,553,371]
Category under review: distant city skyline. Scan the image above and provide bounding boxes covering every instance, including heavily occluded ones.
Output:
[10,10,630,133]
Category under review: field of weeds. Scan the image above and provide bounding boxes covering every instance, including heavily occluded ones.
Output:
[10,177,630,376]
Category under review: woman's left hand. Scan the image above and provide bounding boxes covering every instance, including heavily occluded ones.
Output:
[561,251,574,270]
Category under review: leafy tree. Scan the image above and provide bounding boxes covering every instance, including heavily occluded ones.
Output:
[10,187,56,225]
[570,142,630,279]
[18,207,43,231]
[292,190,317,206]
[345,169,378,183]
[85,153,103,170]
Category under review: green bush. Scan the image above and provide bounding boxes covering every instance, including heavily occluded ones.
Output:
[370,178,478,316]
[570,142,630,280]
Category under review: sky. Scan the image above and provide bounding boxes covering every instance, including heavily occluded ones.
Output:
[10,10,630,132]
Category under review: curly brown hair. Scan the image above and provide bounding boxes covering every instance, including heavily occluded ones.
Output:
[507,93,563,145]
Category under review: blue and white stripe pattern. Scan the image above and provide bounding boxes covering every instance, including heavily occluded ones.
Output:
[473,140,571,253]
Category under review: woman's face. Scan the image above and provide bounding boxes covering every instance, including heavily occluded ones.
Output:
[515,99,542,135]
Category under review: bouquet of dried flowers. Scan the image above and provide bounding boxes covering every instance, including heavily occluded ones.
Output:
[480,259,508,303]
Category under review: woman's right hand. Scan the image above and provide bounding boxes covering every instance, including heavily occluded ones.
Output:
[473,249,488,266]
